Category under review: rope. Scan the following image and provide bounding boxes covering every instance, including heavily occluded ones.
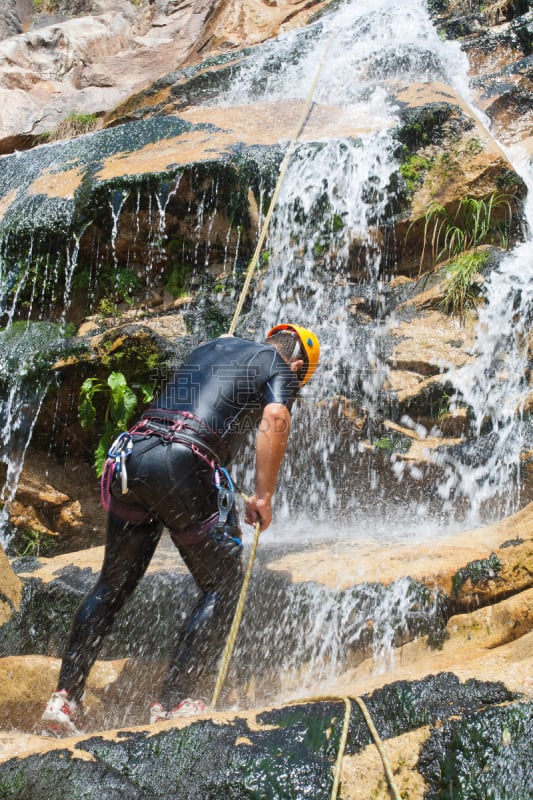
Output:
[211,22,335,709]
[227,31,335,336]
[331,696,351,800]
[352,695,402,800]
[211,33,333,703]
[209,517,261,711]
[282,694,401,800]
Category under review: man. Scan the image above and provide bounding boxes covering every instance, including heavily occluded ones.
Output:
[41,324,320,735]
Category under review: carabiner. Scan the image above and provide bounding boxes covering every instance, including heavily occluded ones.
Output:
[217,486,234,525]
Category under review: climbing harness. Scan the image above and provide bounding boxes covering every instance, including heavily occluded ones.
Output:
[100,410,224,512]
[136,410,223,468]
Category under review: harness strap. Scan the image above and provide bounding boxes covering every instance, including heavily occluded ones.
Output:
[100,410,225,512]
[133,418,221,469]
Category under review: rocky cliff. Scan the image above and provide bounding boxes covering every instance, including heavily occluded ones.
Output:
[0,1,531,798]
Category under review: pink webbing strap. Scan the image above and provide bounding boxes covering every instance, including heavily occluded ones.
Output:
[100,457,115,512]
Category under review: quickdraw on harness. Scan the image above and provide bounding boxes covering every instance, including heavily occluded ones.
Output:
[108,432,134,494]
[213,465,242,547]
[100,432,134,511]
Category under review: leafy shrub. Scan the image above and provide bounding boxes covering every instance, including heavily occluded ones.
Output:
[79,371,153,475]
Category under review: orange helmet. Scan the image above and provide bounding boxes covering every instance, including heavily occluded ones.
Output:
[266,323,320,386]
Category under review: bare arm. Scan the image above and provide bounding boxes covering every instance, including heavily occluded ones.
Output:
[244,402,291,531]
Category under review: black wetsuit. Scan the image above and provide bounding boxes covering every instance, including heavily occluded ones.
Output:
[58,337,299,707]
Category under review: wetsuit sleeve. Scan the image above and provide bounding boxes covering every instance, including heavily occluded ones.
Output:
[261,354,300,411]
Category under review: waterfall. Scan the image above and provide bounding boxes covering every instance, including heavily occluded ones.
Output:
[0,0,531,682]
[200,0,533,536]
[430,72,533,522]
[1,0,528,547]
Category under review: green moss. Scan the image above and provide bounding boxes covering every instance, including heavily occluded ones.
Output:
[452,553,502,594]
[419,701,533,799]
[374,431,411,453]
[399,153,434,193]
[395,104,457,152]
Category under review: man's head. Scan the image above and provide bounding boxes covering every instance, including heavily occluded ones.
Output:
[265,324,320,387]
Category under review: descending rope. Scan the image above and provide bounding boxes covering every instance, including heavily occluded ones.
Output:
[227,31,335,336]
[212,26,336,709]
[209,517,261,710]
[352,695,402,800]
[331,696,351,800]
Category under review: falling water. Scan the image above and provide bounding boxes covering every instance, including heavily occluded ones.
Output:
[0,0,531,685]
[429,84,533,522]
[0,323,56,544]
[199,0,533,537]
[191,0,532,680]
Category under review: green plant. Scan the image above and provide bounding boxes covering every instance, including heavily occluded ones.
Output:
[112,266,142,305]
[165,264,191,298]
[97,297,116,318]
[400,154,434,193]
[437,392,452,423]
[331,213,345,233]
[440,251,488,321]
[41,110,100,143]
[33,0,59,12]
[464,137,484,156]
[374,431,411,454]
[79,371,153,476]
[313,239,325,257]
[60,110,98,134]
[420,193,513,268]
[11,527,56,558]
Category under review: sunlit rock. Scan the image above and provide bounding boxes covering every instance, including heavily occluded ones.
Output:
[0,546,21,626]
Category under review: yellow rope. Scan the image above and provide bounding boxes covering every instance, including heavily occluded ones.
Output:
[287,694,402,800]
[227,32,335,336]
[352,695,402,800]
[212,24,335,710]
[331,696,351,800]
[209,518,261,710]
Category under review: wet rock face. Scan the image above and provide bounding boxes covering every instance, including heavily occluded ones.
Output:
[419,700,533,799]
[0,673,527,800]
[0,546,22,626]
[428,1,533,146]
